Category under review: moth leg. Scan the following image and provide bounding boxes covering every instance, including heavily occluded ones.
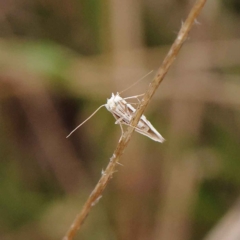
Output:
[119,120,141,131]
[124,94,144,103]
[115,116,124,124]
[124,94,144,100]
[112,114,125,135]
[114,111,138,132]
[125,102,138,105]
[119,123,124,135]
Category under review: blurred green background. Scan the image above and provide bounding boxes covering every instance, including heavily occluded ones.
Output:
[0,0,240,240]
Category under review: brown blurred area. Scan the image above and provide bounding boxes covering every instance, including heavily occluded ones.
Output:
[0,0,240,240]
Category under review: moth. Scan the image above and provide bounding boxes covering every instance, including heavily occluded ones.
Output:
[67,92,164,143]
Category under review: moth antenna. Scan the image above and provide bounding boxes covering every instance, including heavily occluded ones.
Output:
[119,70,153,94]
[66,104,106,138]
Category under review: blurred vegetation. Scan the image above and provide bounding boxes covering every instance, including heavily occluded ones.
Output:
[0,1,240,240]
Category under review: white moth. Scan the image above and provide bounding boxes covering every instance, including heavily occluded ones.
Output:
[67,92,164,143]
[106,93,164,142]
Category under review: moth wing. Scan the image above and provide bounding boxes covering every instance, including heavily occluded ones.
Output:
[135,115,165,142]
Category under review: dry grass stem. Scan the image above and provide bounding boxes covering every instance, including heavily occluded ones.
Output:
[63,0,207,239]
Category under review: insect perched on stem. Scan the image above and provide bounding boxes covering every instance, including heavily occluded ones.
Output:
[67,72,165,143]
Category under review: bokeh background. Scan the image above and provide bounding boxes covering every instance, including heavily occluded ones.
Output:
[1,0,240,240]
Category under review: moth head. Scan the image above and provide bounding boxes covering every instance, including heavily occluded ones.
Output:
[105,93,116,111]
[114,93,122,103]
